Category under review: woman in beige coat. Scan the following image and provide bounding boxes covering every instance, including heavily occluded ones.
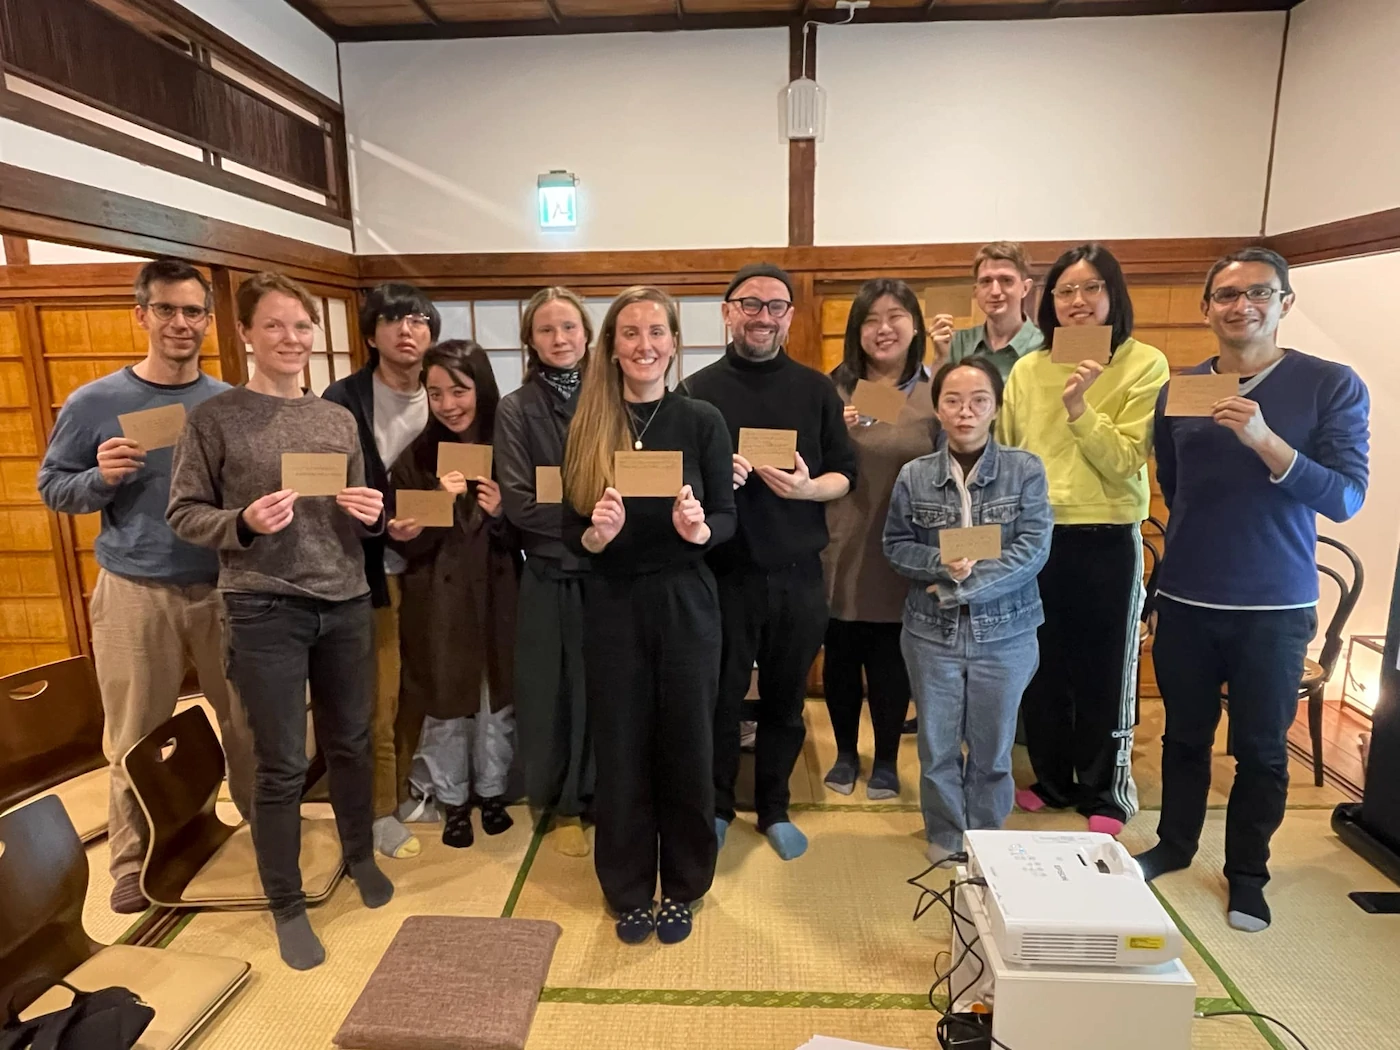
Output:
[822,279,939,799]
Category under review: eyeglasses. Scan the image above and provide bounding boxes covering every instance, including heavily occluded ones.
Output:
[1050,280,1107,302]
[939,394,996,414]
[384,313,432,329]
[1208,285,1286,306]
[147,303,209,322]
[727,297,792,319]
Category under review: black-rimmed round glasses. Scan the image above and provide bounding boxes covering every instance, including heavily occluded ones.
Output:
[727,297,792,319]
[1208,286,1287,306]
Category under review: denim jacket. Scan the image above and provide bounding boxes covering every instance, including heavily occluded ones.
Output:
[882,438,1052,644]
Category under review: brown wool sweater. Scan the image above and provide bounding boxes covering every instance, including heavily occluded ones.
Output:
[167,386,380,601]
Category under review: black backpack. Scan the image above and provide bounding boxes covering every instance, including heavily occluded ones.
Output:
[0,982,153,1050]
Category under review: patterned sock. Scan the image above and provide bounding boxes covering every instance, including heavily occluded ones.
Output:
[373,815,420,859]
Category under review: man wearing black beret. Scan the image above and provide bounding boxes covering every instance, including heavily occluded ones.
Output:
[681,263,858,861]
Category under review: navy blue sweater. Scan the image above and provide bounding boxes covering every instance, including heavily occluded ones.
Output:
[1153,349,1369,608]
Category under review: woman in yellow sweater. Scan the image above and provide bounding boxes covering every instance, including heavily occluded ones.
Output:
[998,243,1168,836]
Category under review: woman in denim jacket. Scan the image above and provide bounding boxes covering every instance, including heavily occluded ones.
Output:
[883,357,1053,865]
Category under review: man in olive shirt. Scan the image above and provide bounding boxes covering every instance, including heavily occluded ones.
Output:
[931,241,1042,380]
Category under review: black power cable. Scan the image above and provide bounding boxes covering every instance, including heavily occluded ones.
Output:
[1195,1009,1315,1050]
[909,862,1316,1050]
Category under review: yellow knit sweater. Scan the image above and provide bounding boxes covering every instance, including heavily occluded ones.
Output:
[997,336,1169,525]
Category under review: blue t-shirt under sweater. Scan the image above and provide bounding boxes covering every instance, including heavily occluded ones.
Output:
[38,366,229,585]
[1153,349,1369,608]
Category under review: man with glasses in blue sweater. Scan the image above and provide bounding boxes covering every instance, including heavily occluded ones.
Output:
[1134,248,1370,933]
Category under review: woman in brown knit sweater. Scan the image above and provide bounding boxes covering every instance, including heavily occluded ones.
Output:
[822,278,939,800]
[387,340,521,849]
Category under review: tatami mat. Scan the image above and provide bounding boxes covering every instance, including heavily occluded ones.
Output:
[798,698,1346,813]
[526,1002,943,1050]
[1145,810,1400,1050]
[169,808,532,1050]
[525,1002,1272,1050]
[82,837,145,945]
[515,809,942,994]
[144,696,1381,1050]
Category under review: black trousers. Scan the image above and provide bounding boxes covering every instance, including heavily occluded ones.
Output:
[516,559,594,818]
[1152,600,1315,889]
[822,618,909,766]
[224,592,374,920]
[1022,525,1142,822]
[714,562,828,829]
[583,564,721,912]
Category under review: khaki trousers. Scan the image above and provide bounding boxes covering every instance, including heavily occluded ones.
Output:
[91,570,255,881]
[370,575,402,818]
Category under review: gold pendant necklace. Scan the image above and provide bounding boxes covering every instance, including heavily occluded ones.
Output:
[627,399,662,450]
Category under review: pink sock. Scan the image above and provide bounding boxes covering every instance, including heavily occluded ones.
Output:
[1015,788,1047,813]
[1088,815,1125,837]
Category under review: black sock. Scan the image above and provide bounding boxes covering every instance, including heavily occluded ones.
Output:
[1133,844,1190,882]
[479,796,514,836]
[349,857,394,908]
[1227,883,1271,932]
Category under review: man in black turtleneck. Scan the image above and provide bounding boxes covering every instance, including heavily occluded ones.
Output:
[680,263,858,861]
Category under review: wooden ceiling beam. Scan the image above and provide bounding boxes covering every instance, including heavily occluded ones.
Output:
[410,0,445,25]
[279,0,345,39]
[326,1,1297,42]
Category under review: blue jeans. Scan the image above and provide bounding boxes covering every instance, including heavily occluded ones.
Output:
[903,614,1039,853]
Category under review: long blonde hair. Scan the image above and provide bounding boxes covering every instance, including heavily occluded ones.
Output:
[563,286,681,514]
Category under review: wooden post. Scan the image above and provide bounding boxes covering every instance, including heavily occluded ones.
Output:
[788,22,816,249]
[209,266,247,384]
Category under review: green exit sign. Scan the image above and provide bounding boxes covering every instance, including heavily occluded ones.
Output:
[538,171,577,230]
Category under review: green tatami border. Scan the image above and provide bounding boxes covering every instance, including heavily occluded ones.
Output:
[144,805,1286,1050]
[537,986,1245,1018]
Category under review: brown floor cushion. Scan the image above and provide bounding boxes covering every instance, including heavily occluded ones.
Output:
[334,916,561,1050]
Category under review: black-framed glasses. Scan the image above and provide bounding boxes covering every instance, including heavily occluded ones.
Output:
[147,303,209,322]
[1208,285,1287,306]
[727,297,792,319]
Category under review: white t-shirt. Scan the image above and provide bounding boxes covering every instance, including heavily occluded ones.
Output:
[373,374,428,576]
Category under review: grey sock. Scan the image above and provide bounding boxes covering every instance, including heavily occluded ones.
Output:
[866,762,900,801]
[275,912,325,970]
[373,815,416,858]
[350,857,394,909]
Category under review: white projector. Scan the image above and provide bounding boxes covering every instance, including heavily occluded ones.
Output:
[964,829,1184,969]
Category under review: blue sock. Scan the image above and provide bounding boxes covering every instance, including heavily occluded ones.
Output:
[765,822,807,861]
[715,817,729,848]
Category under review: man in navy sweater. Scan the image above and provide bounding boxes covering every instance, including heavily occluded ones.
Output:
[681,263,858,861]
[1134,248,1369,932]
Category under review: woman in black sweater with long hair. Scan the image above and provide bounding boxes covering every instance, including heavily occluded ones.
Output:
[562,286,735,946]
